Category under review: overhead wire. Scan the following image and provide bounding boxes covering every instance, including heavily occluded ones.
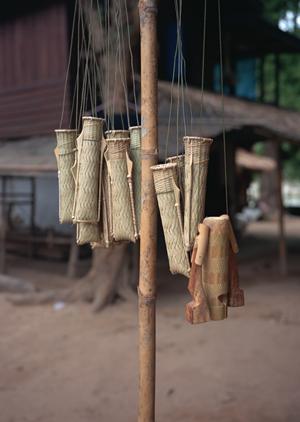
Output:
[59,0,79,129]
[217,0,229,215]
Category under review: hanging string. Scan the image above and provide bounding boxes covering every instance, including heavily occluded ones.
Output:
[123,0,139,126]
[217,0,229,215]
[104,0,112,129]
[199,0,207,119]
[93,0,110,123]
[175,0,187,142]
[59,0,78,129]
[78,2,91,126]
[117,0,130,128]
[164,33,179,161]
[165,0,185,161]
[74,0,82,130]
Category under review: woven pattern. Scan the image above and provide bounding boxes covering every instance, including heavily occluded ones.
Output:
[106,130,129,139]
[184,137,213,251]
[202,216,229,321]
[76,222,101,245]
[101,148,114,247]
[73,117,104,223]
[55,129,77,224]
[129,126,141,234]
[152,163,190,278]
[107,138,136,242]
[166,154,185,204]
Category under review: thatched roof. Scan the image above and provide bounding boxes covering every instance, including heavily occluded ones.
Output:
[0,80,299,175]
[157,80,300,159]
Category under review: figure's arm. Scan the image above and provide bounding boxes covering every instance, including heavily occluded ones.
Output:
[186,224,211,324]
[227,220,244,307]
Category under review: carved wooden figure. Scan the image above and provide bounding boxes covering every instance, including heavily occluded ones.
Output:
[186,215,244,324]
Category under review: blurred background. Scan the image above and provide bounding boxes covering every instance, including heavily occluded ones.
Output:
[0,0,300,421]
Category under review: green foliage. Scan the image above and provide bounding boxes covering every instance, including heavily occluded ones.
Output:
[282,142,300,179]
[262,0,300,180]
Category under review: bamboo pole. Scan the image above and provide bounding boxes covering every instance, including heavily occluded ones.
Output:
[138,1,158,421]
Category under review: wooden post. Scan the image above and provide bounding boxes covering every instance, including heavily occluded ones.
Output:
[67,228,79,278]
[274,54,280,106]
[0,176,7,274]
[138,1,158,421]
[260,56,265,102]
[276,143,287,276]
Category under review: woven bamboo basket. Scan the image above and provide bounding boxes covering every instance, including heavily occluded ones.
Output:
[76,222,101,245]
[183,136,213,251]
[129,126,142,235]
[106,137,137,242]
[73,117,104,223]
[105,129,130,139]
[166,154,185,205]
[54,129,77,224]
[151,163,190,278]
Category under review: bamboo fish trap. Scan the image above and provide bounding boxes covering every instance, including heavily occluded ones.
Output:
[73,117,104,223]
[186,215,244,324]
[73,117,104,245]
[184,136,213,251]
[54,129,77,224]
[129,126,142,235]
[151,163,190,278]
[166,154,185,202]
[92,130,132,248]
[106,135,137,242]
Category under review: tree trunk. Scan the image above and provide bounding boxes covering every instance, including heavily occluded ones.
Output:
[260,141,278,218]
[7,243,138,310]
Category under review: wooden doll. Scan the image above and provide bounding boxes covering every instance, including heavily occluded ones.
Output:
[186,215,244,324]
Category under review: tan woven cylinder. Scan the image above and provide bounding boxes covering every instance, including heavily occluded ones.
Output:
[151,163,190,278]
[105,129,129,139]
[106,137,137,242]
[202,215,230,321]
[54,129,77,223]
[73,117,104,223]
[129,126,142,235]
[100,142,114,247]
[166,154,185,202]
[76,222,101,245]
[184,136,213,251]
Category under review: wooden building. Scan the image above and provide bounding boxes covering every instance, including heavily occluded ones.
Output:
[0,0,300,275]
[1,0,300,140]
[0,0,72,139]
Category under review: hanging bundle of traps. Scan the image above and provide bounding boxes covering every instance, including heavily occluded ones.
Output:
[151,136,212,279]
[152,137,245,324]
[55,121,142,248]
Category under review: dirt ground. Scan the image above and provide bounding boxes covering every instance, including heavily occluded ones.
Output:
[0,217,300,422]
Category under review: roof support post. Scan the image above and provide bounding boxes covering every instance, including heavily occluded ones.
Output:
[275,142,287,276]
